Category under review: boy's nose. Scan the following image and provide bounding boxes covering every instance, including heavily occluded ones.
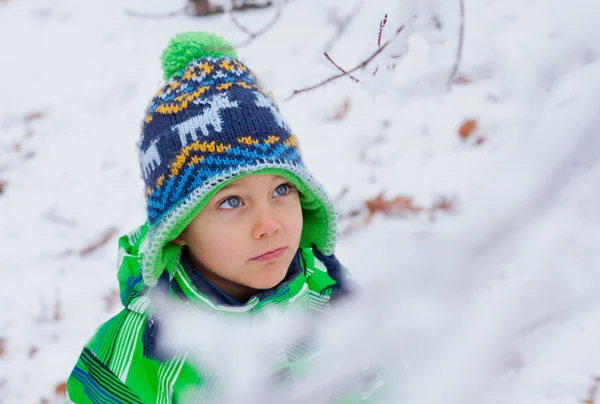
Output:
[251,207,282,239]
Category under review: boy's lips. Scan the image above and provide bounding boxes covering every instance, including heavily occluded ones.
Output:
[251,247,287,262]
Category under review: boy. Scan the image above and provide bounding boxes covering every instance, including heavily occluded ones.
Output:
[66,31,369,403]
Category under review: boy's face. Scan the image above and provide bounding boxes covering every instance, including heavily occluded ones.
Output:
[173,174,303,302]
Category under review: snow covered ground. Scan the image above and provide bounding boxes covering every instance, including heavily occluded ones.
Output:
[1,0,600,402]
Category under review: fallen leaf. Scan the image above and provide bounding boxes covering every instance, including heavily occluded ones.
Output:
[329,98,351,121]
[431,196,455,214]
[55,382,67,396]
[0,180,6,194]
[366,193,424,215]
[24,111,44,122]
[459,119,477,140]
[0,338,5,357]
[452,74,471,85]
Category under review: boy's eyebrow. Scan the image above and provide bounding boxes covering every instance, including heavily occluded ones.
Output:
[217,182,240,192]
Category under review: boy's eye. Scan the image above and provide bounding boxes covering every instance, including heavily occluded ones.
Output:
[273,184,291,197]
[219,196,242,209]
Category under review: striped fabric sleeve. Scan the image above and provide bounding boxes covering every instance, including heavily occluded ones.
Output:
[66,347,144,403]
[66,309,150,403]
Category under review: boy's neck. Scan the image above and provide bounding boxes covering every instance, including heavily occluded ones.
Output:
[182,247,259,304]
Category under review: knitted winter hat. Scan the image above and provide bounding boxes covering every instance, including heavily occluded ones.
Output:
[137,31,337,287]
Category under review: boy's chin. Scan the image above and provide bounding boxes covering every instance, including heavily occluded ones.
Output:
[250,264,289,290]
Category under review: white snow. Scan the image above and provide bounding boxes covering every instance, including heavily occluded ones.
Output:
[1,0,600,402]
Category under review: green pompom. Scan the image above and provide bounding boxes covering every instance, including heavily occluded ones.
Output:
[160,31,238,80]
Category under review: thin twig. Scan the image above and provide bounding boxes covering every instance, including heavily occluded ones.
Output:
[230,1,284,48]
[286,25,405,101]
[80,227,118,257]
[230,11,255,37]
[447,0,465,91]
[334,187,349,203]
[324,53,359,82]
[378,14,388,47]
[323,2,363,53]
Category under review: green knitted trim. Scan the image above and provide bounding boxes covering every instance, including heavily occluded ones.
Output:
[160,32,238,81]
[139,162,338,287]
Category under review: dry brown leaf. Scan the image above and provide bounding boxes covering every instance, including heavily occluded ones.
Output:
[452,74,471,85]
[55,382,67,396]
[25,111,44,123]
[366,193,424,215]
[0,338,5,357]
[431,196,455,215]
[0,180,6,194]
[330,98,352,121]
[459,119,477,140]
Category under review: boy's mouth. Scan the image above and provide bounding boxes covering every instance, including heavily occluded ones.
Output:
[250,247,287,262]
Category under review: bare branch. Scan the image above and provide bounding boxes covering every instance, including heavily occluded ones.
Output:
[447,0,465,91]
[324,53,359,82]
[229,10,255,37]
[286,25,405,101]
[334,187,349,203]
[229,1,284,48]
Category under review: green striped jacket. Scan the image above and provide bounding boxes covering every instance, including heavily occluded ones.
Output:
[66,226,381,403]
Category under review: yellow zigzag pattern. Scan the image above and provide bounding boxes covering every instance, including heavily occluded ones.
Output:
[237,136,281,145]
[143,82,265,123]
[284,135,299,148]
[146,135,298,196]
[146,140,230,195]
[169,141,231,178]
